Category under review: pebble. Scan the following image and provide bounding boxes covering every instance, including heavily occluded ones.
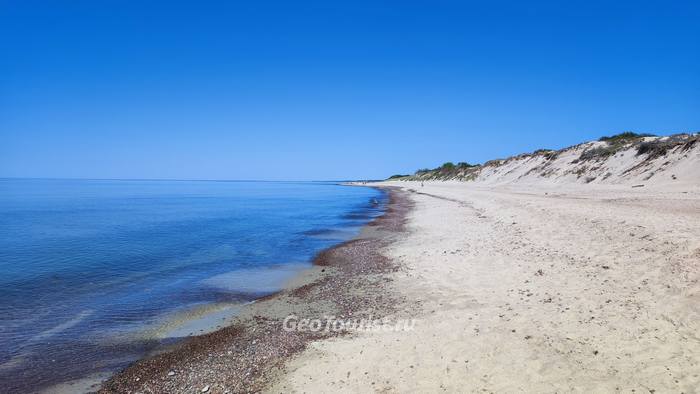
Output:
[101,190,410,394]
[167,371,175,376]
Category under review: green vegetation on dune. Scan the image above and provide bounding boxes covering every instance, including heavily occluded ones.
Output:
[389,161,481,181]
[386,131,698,182]
[578,132,656,162]
[636,133,699,158]
[598,131,654,143]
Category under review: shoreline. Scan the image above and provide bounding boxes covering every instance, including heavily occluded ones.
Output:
[99,186,412,393]
[1,180,388,394]
[60,179,700,392]
[270,181,700,392]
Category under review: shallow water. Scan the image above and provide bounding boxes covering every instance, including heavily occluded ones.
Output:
[0,179,384,392]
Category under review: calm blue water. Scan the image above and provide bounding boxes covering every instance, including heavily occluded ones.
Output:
[0,179,384,392]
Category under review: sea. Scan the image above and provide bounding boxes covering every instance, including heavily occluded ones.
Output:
[0,179,385,392]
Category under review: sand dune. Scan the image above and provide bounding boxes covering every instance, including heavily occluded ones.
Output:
[403,133,700,188]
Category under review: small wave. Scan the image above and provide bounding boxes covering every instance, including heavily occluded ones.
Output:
[302,227,356,240]
[29,309,94,343]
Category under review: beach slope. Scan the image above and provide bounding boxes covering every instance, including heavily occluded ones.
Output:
[271,182,700,392]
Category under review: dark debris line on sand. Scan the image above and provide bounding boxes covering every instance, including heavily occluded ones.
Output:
[100,187,413,394]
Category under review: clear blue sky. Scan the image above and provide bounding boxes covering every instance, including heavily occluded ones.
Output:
[1,1,698,180]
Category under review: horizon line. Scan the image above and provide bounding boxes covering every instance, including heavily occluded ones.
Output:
[0,176,382,183]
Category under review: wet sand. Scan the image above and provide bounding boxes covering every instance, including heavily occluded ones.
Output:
[99,187,412,393]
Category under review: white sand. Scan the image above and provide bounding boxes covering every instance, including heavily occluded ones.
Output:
[269,181,700,392]
[472,138,700,188]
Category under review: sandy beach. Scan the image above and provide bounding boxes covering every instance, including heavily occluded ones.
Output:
[6,2,699,392]
[99,179,700,393]
[269,181,700,393]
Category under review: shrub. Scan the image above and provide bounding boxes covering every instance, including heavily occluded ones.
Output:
[599,131,654,143]
[636,141,668,157]
[580,132,653,162]
[533,149,558,160]
[579,146,616,161]
[635,135,697,158]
